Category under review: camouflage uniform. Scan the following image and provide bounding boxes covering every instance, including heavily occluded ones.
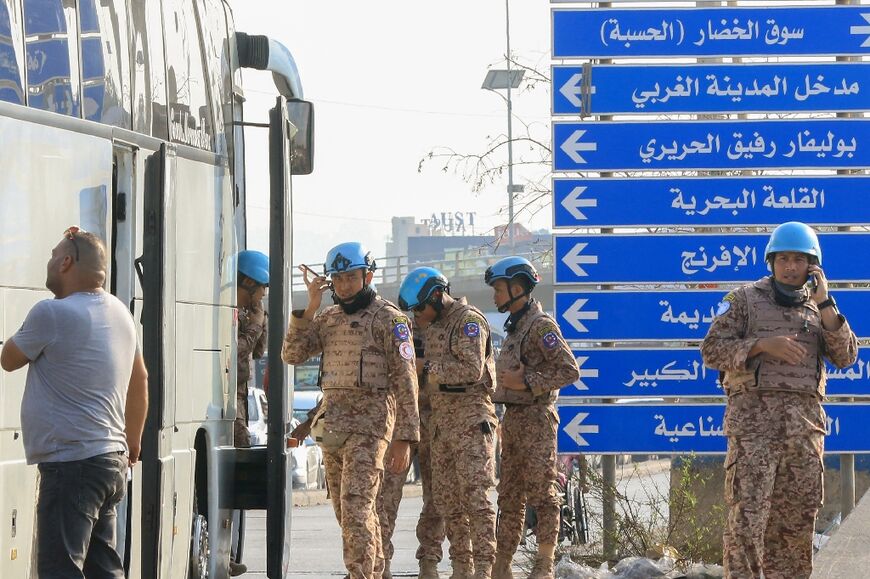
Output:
[377,389,445,565]
[493,300,579,557]
[282,296,420,579]
[701,277,857,579]
[235,303,267,447]
[423,297,498,576]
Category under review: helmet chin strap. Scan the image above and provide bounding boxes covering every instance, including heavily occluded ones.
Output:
[497,288,529,314]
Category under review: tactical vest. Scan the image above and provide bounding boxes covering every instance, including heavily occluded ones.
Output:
[724,280,825,397]
[493,306,558,406]
[426,300,495,393]
[320,299,391,391]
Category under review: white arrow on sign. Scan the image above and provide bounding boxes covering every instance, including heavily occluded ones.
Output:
[560,186,597,221]
[560,130,597,164]
[851,13,870,47]
[573,356,598,391]
[562,242,598,277]
[562,298,598,333]
[564,412,599,447]
[559,72,596,109]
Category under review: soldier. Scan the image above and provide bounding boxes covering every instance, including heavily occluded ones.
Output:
[398,267,498,579]
[701,222,858,579]
[376,328,446,579]
[235,250,270,449]
[484,257,580,579]
[282,242,420,579]
[232,250,270,576]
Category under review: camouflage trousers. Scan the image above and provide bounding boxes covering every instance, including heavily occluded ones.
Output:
[723,432,824,579]
[496,404,560,553]
[431,418,497,567]
[233,389,250,448]
[377,417,444,563]
[324,434,389,579]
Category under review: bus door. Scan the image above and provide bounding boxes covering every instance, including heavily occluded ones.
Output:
[139,143,179,579]
[265,97,293,579]
[110,141,138,573]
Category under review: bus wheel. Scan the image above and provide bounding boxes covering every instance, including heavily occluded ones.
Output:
[189,497,210,579]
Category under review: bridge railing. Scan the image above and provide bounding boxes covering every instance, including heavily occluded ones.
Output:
[291,250,553,293]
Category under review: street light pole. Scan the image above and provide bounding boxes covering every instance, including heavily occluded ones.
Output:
[505,0,515,250]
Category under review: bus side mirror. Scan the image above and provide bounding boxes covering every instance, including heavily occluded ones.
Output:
[287,99,314,175]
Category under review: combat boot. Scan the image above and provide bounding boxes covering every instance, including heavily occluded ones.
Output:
[383,558,392,579]
[450,560,474,579]
[419,558,440,579]
[492,553,514,579]
[527,543,556,579]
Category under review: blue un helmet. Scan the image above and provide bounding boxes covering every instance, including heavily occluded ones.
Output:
[764,222,822,265]
[484,256,541,288]
[398,267,450,311]
[238,250,270,285]
[323,242,376,276]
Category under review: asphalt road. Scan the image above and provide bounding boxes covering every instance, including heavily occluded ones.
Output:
[239,460,672,578]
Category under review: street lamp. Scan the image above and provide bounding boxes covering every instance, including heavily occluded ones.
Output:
[481,0,524,250]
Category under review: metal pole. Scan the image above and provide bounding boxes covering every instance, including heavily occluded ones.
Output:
[505,0,515,249]
[837,0,857,519]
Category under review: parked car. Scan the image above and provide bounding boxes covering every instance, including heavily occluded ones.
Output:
[289,418,325,490]
[247,387,325,489]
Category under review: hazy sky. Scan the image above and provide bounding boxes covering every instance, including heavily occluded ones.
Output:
[230,1,551,265]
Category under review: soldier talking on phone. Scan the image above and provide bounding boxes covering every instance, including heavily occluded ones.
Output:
[701,222,858,579]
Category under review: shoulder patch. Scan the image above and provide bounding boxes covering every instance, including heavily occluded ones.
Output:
[463,321,481,338]
[723,291,737,303]
[715,301,731,316]
[399,341,415,360]
[393,316,409,325]
[537,323,558,337]
[542,331,559,349]
[392,322,411,342]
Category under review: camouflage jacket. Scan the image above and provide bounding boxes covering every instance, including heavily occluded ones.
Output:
[238,303,267,388]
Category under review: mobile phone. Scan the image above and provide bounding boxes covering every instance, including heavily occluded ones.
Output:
[807,272,818,293]
[301,264,333,290]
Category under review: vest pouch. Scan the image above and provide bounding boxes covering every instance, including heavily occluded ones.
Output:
[309,408,352,451]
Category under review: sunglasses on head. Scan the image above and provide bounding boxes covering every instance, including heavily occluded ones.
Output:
[63,226,82,262]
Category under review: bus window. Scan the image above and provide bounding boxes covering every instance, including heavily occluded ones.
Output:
[129,0,168,140]
[23,0,80,117]
[78,0,130,128]
[163,0,213,152]
[195,0,229,157]
[0,0,25,105]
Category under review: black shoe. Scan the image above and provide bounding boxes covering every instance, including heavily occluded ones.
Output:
[229,561,248,576]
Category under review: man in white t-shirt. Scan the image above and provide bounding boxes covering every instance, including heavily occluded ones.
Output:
[1,226,148,578]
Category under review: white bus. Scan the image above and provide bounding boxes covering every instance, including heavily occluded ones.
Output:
[0,1,311,577]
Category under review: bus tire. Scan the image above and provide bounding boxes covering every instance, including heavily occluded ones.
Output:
[189,495,209,579]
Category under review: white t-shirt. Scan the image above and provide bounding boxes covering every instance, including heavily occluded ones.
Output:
[12,291,137,464]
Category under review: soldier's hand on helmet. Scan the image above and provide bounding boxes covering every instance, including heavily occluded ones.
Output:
[385,440,411,474]
[497,364,527,391]
[807,265,829,304]
[758,335,808,365]
[299,265,330,312]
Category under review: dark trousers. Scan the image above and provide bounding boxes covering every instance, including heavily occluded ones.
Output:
[37,452,128,579]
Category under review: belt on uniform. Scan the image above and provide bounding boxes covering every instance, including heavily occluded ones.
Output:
[438,383,474,393]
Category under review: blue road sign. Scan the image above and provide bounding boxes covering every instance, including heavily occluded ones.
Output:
[557,403,870,454]
[555,289,870,342]
[553,176,870,229]
[553,63,870,116]
[554,233,870,285]
[562,347,870,399]
[554,119,870,172]
[553,6,870,59]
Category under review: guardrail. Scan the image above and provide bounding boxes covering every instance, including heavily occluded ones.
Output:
[291,251,553,293]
